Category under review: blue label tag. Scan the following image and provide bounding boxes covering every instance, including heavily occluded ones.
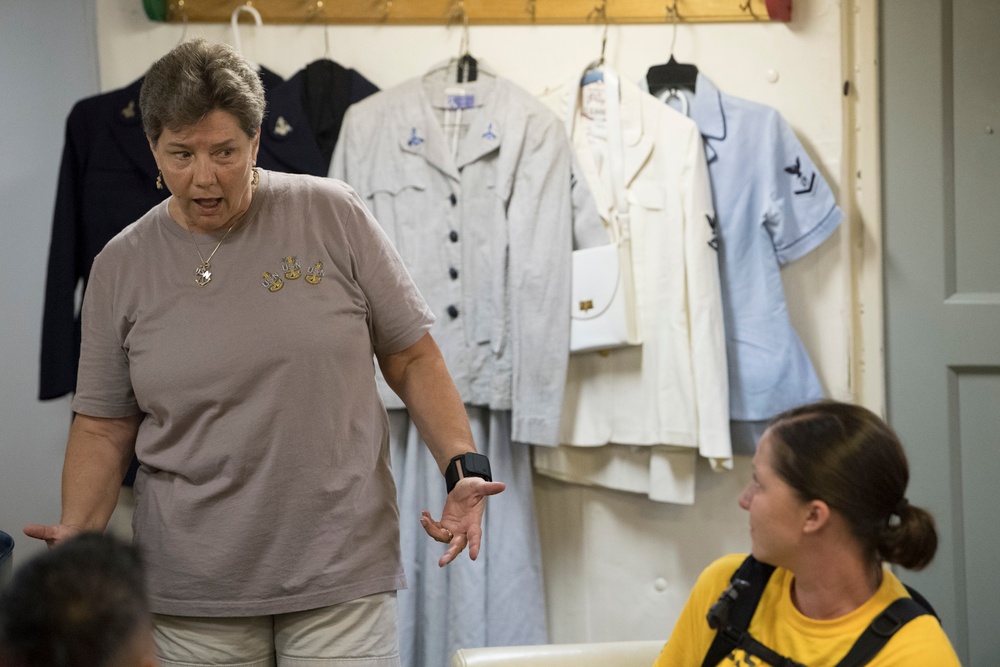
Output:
[447,94,475,110]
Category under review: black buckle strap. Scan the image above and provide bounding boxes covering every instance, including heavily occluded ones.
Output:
[722,626,807,667]
[833,597,929,667]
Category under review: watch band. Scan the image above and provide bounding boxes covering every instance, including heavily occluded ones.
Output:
[445,452,492,494]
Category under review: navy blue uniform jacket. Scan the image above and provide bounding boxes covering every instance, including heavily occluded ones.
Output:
[257,58,378,177]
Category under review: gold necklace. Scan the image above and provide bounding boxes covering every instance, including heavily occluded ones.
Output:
[187,168,259,287]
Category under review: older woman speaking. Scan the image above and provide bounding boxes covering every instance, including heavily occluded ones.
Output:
[25,39,503,667]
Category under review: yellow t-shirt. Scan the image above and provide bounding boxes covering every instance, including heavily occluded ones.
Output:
[653,554,961,667]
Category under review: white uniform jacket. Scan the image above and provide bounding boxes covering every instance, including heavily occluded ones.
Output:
[332,64,604,446]
[541,73,732,474]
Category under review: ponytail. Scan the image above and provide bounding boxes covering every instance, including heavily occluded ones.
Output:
[877,501,938,570]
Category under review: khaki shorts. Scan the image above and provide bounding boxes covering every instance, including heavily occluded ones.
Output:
[153,592,400,667]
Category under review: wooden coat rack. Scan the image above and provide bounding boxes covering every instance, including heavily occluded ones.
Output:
[143,0,793,25]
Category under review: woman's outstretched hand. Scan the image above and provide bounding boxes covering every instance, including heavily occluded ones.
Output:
[23,523,84,549]
[420,477,506,567]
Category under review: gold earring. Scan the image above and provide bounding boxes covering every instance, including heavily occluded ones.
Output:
[156,171,163,190]
[252,167,260,190]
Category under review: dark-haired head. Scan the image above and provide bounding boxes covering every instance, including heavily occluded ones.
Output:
[765,400,938,570]
[0,532,155,667]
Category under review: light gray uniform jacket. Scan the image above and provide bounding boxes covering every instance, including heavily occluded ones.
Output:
[332,65,606,446]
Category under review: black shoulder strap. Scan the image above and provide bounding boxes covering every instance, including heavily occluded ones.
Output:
[903,584,938,619]
[833,595,931,667]
[701,556,775,667]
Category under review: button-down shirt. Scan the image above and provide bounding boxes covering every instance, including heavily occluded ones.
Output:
[665,73,842,420]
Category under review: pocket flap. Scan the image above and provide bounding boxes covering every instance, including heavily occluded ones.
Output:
[367,160,428,196]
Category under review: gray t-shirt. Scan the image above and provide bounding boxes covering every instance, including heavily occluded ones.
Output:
[73,170,434,616]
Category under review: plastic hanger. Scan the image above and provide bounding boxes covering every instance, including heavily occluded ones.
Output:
[645,3,698,96]
[230,4,263,70]
[646,56,698,95]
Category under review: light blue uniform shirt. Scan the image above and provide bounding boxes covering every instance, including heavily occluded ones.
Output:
[658,74,842,422]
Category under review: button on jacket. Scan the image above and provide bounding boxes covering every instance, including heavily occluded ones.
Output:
[332,64,602,446]
[542,74,732,465]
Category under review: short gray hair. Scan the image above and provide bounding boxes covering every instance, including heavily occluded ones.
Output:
[140,38,265,144]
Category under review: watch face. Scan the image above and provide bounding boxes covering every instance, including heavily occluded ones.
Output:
[463,453,492,478]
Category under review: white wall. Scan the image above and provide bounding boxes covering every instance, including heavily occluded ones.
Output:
[0,0,100,567]
[6,0,848,643]
[93,5,848,407]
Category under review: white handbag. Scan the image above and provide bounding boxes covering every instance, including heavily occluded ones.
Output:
[569,68,642,353]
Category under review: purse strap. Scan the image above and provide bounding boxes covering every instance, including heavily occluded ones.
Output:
[602,68,631,246]
[566,66,643,346]
[566,67,631,244]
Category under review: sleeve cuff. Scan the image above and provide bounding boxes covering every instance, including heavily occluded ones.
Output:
[776,204,843,265]
[698,429,734,467]
[512,415,560,447]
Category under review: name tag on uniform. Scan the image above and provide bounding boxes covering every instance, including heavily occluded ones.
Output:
[445,87,475,110]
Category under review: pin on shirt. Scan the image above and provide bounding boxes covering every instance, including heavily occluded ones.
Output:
[262,271,284,292]
[274,116,293,137]
[283,256,302,280]
[305,262,325,285]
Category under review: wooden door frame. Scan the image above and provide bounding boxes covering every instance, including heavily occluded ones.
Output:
[843,0,885,415]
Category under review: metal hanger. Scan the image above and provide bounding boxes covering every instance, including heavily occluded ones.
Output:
[306,1,332,60]
[450,0,477,83]
[582,1,610,84]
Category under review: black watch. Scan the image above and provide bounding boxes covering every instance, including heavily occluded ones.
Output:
[445,452,492,493]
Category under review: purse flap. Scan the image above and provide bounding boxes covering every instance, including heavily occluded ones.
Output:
[571,243,622,321]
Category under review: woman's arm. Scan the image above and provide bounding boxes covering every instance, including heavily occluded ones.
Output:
[377,332,505,566]
[24,413,141,547]
[377,332,476,473]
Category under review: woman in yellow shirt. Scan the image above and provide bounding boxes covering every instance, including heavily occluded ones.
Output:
[654,400,960,667]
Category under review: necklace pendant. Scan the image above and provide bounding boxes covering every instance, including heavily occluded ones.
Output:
[195,262,212,287]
